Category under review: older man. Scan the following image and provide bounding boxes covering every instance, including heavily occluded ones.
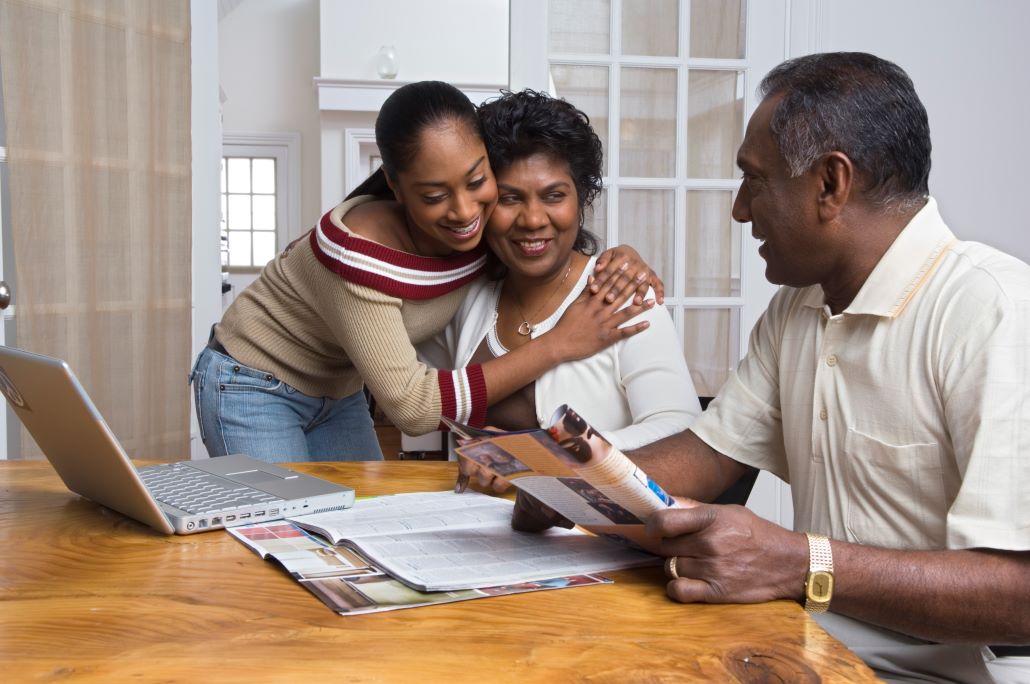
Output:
[514,52,1030,683]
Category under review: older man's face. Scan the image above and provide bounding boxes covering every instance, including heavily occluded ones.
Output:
[732,96,834,288]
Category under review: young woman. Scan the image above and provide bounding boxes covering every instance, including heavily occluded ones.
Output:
[191,81,660,463]
[422,89,701,487]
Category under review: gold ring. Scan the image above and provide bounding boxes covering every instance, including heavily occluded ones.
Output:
[666,555,680,580]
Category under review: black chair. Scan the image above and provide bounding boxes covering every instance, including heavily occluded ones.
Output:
[697,396,760,507]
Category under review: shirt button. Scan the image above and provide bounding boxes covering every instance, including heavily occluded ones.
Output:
[826,354,837,367]
[819,408,828,421]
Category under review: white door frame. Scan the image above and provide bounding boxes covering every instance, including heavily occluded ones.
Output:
[508,0,793,527]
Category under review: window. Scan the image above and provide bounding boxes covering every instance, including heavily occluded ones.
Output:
[221,133,301,273]
[512,0,784,398]
[221,156,278,270]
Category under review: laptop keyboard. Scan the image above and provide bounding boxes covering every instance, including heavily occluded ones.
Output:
[139,462,280,514]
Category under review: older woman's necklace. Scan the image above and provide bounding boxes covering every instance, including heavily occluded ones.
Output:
[512,263,573,336]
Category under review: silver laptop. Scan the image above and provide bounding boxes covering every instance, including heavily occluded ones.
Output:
[0,345,355,535]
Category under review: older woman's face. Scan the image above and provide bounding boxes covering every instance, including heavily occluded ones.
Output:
[486,152,580,281]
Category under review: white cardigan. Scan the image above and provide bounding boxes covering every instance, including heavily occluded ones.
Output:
[418,256,701,451]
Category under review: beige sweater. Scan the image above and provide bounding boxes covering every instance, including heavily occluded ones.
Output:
[215,195,488,435]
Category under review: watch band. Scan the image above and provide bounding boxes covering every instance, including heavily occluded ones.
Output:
[804,532,834,613]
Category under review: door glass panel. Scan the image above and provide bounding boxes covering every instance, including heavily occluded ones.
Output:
[685,190,740,297]
[683,307,741,397]
[227,194,250,231]
[618,189,674,286]
[620,67,676,178]
[622,0,677,57]
[252,195,275,231]
[687,69,744,179]
[549,0,610,54]
[583,188,607,248]
[689,0,745,59]
[227,231,251,267]
[251,158,275,194]
[551,64,610,176]
[226,157,250,193]
[253,231,276,266]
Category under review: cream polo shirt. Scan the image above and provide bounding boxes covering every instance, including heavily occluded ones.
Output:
[692,198,1030,551]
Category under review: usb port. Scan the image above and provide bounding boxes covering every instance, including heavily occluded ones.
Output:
[211,517,222,525]
[225,514,236,522]
[240,512,251,519]
[254,510,266,517]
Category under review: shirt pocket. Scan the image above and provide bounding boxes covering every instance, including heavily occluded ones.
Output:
[843,428,945,549]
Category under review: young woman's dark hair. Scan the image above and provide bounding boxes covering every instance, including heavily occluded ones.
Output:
[347,81,484,200]
[477,89,603,255]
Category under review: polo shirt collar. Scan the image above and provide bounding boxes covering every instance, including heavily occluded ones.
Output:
[800,197,956,318]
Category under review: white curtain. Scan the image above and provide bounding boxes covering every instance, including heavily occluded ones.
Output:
[0,0,192,459]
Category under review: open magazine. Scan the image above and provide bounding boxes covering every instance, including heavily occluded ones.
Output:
[228,518,613,616]
[280,491,656,592]
[447,404,676,547]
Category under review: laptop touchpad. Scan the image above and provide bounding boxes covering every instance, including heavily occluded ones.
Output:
[230,470,292,486]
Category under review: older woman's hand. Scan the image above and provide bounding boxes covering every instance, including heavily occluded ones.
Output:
[456,455,513,494]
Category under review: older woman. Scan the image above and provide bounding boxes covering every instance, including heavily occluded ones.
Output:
[422,90,701,457]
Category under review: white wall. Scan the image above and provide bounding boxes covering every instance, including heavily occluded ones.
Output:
[220,0,323,232]
[319,0,508,84]
[809,0,1030,263]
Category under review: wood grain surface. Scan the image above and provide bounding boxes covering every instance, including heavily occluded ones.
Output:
[0,460,878,683]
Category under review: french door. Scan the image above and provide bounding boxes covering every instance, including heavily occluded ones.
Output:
[510,0,790,524]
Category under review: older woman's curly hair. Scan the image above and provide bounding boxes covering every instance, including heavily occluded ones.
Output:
[477,89,603,255]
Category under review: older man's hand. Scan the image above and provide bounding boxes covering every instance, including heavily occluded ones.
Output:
[644,499,809,605]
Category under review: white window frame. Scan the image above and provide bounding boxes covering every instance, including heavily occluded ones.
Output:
[222,132,302,256]
[509,0,791,527]
[344,128,382,196]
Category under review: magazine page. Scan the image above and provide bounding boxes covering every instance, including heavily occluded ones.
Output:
[453,405,676,546]
[285,491,655,592]
[288,490,515,544]
[228,521,613,615]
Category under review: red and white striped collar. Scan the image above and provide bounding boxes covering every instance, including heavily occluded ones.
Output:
[310,197,488,300]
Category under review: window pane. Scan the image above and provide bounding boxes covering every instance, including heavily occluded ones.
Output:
[227,194,251,231]
[683,308,741,397]
[690,0,745,59]
[685,190,740,297]
[583,188,607,247]
[687,70,744,179]
[551,64,610,176]
[253,231,277,265]
[549,0,610,54]
[252,158,275,194]
[622,0,677,57]
[618,189,674,286]
[252,195,276,231]
[226,157,250,193]
[620,67,677,178]
[227,230,252,267]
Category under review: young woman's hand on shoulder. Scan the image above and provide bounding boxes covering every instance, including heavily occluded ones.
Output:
[545,286,655,363]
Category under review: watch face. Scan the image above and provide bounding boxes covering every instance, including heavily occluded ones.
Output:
[807,571,834,603]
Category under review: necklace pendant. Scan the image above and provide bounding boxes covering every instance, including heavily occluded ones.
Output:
[517,321,533,336]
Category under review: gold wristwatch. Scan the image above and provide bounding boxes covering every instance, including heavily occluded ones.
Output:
[804,532,834,613]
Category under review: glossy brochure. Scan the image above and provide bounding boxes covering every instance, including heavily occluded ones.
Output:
[449,404,676,547]
[229,518,614,615]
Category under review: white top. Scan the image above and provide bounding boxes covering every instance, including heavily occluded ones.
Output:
[419,256,701,451]
[692,198,1030,551]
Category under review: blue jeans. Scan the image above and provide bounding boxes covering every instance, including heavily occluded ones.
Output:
[190,346,384,463]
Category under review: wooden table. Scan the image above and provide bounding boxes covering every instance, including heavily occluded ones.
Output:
[0,460,877,683]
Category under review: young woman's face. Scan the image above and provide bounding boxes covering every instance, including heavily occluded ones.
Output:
[387,120,498,256]
[486,151,580,281]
